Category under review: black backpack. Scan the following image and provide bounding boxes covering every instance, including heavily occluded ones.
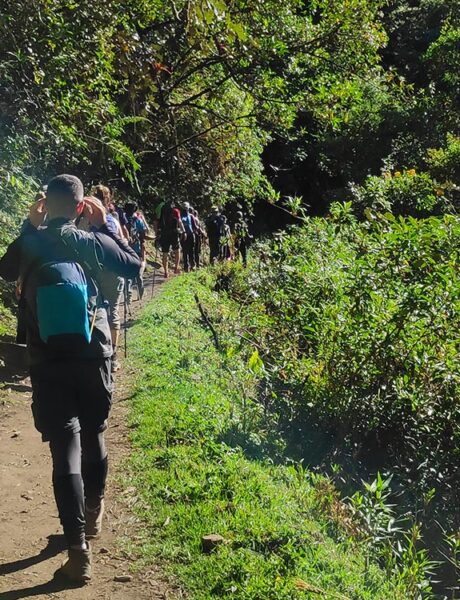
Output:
[207,215,224,239]
[127,214,141,248]
[160,203,179,235]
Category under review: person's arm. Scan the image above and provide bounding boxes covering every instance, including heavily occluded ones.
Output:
[175,211,185,235]
[0,237,22,282]
[0,198,45,281]
[94,229,142,278]
[67,197,141,279]
[191,215,199,234]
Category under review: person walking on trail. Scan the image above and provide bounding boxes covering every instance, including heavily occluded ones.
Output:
[0,175,141,583]
[92,185,125,373]
[180,202,197,272]
[159,199,184,278]
[113,202,130,240]
[220,215,232,261]
[124,202,147,300]
[206,206,225,264]
[233,210,251,267]
[191,207,206,268]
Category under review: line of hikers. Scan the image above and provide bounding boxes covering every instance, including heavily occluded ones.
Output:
[154,199,252,278]
[0,174,252,585]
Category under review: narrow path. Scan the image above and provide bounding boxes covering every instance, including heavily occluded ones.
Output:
[0,269,173,600]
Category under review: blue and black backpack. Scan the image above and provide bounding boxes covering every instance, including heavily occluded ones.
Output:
[24,233,97,350]
[32,260,92,345]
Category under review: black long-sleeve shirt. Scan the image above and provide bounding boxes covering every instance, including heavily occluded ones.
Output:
[0,218,141,365]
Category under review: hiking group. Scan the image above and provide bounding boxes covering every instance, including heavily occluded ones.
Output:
[155,199,251,277]
[0,174,252,585]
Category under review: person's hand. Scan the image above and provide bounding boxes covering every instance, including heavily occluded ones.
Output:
[29,198,47,228]
[82,196,107,229]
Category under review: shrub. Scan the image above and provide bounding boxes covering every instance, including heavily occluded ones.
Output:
[206,212,460,532]
[350,169,443,217]
[426,134,460,184]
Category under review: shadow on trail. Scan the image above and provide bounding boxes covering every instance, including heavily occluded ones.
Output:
[0,341,28,385]
[0,576,83,600]
[0,535,84,599]
[0,534,66,578]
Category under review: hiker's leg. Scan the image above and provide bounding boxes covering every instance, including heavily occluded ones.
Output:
[210,239,218,264]
[195,237,201,268]
[181,239,188,272]
[49,432,86,548]
[126,278,133,303]
[107,278,123,371]
[189,236,196,270]
[174,250,180,272]
[162,251,169,277]
[173,246,181,273]
[77,358,112,536]
[81,429,108,509]
[137,260,145,299]
[30,363,84,547]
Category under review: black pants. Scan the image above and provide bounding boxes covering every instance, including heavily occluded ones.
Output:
[30,358,112,546]
[50,430,108,546]
[181,234,195,272]
[209,237,219,264]
[194,236,202,268]
[237,240,248,266]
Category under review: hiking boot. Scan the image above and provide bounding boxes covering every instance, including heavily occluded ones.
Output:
[111,358,121,373]
[56,544,92,583]
[85,499,105,539]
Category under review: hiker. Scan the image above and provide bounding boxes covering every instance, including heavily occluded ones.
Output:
[192,208,206,268]
[180,202,196,272]
[91,186,125,372]
[112,199,129,240]
[233,210,251,267]
[206,206,225,264]
[220,215,232,261]
[124,202,147,299]
[159,199,184,278]
[0,174,141,583]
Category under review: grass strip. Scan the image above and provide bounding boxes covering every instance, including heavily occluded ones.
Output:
[126,274,408,599]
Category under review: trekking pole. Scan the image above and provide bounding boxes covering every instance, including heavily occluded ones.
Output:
[125,279,133,318]
[123,279,130,359]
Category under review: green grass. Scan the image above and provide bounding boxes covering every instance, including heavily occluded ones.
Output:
[126,274,408,599]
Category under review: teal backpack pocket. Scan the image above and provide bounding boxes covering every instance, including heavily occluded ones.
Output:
[33,262,91,344]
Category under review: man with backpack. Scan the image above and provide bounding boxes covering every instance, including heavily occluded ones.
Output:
[91,185,125,372]
[124,202,147,299]
[0,175,141,583]
[191,207,206,268]
[158,199,184,278]
[206,206,225,264]
[180,202,197,272]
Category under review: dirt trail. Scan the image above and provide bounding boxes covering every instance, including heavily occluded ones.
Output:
[0,270,174,600]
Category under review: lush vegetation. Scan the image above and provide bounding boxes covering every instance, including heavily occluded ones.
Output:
[1,0,459,218]
[201,208,460,594]
[126,275,417,599]
[1,0,459,315]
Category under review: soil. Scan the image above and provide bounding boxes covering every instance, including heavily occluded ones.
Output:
[0,269,176,600]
